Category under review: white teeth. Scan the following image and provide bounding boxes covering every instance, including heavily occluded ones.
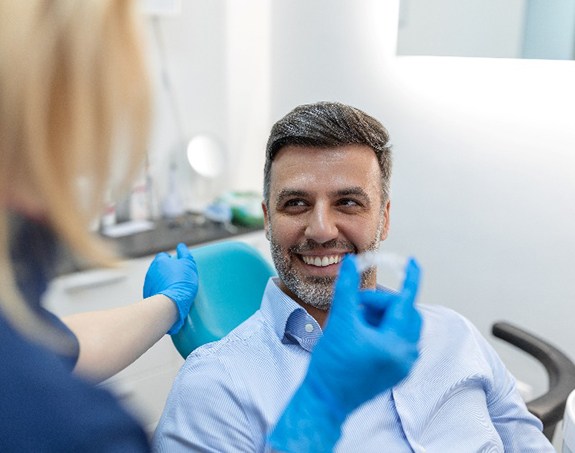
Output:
[302,255,343,267]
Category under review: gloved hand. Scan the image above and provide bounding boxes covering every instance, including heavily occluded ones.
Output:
[143,243,199,335]
[268,254,422,452]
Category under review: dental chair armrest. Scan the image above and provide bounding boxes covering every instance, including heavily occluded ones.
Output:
[492,321,575,435]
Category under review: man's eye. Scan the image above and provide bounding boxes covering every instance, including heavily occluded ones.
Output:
[338,199,361,207]
[284,199,307,208]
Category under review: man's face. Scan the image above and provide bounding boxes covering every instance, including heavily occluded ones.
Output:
[262,144,390,311]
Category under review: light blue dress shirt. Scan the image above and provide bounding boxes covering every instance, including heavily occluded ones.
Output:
[153,278,554,452]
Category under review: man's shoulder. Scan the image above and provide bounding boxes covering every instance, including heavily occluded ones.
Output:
[189,309,269,357]
[418,303,471,323]
[176,308,279,382]
[417,303,479,338]
[168,306,298,410]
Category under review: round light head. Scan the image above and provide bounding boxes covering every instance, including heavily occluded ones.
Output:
[186,135,224,178]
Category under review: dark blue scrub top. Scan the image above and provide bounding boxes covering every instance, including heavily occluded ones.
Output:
[0,214,150,452]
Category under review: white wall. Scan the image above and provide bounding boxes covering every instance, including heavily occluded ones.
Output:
[143,1,230,213]
[144,0,271,211]
[145,0,575,401]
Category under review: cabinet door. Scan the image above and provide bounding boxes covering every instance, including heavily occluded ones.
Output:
[44,257,150,315]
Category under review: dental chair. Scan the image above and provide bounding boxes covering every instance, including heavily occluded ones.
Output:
[171,241,575,443]
[171,241,275,358]
[492,322,575,442]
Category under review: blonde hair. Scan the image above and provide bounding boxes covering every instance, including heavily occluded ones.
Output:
[0,1,150,339]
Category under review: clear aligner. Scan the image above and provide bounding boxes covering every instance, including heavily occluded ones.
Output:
[354,249,407,276]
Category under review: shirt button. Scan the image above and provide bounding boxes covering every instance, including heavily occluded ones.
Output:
[305,323,314,333]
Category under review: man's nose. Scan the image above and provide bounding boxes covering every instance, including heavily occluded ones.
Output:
[304,205,338,244]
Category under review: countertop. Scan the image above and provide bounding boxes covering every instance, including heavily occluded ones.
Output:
[107,213,263,258]
[57,213,263,275]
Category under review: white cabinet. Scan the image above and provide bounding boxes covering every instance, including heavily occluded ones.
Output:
[43,230,268,435]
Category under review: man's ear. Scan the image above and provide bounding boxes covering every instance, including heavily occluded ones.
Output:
[380,200,391,240]
[262,201,270,240]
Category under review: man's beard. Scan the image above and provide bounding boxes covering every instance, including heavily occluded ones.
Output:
[268,219,384,311]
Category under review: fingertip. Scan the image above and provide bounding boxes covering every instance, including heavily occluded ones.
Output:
[405,257,420,276]
[155,251,170,260]
[176,242,190,258]
[403,257,421,293]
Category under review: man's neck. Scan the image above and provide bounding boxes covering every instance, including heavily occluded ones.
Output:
[299,301,328,328]
[277,281,329,328]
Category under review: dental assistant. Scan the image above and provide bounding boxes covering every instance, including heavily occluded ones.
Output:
[0,1,189,449]
[0,1,421,451]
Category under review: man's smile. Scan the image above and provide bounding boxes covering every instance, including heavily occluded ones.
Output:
[300,254,345,267]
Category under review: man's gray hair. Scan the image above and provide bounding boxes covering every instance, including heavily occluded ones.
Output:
[263,101,392,205]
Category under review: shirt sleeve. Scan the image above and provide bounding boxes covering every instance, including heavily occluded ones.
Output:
[152,354,257,452]
[467,319,556,452]
[39,306,80,369]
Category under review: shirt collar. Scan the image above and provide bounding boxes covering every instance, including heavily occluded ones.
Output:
[260,277,323,352]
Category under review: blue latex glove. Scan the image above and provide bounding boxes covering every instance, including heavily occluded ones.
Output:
[268,255,422,452]
[143,243,199,335]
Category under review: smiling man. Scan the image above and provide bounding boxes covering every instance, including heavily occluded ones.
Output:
[153,102,553,452]
[264,143,389,326]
